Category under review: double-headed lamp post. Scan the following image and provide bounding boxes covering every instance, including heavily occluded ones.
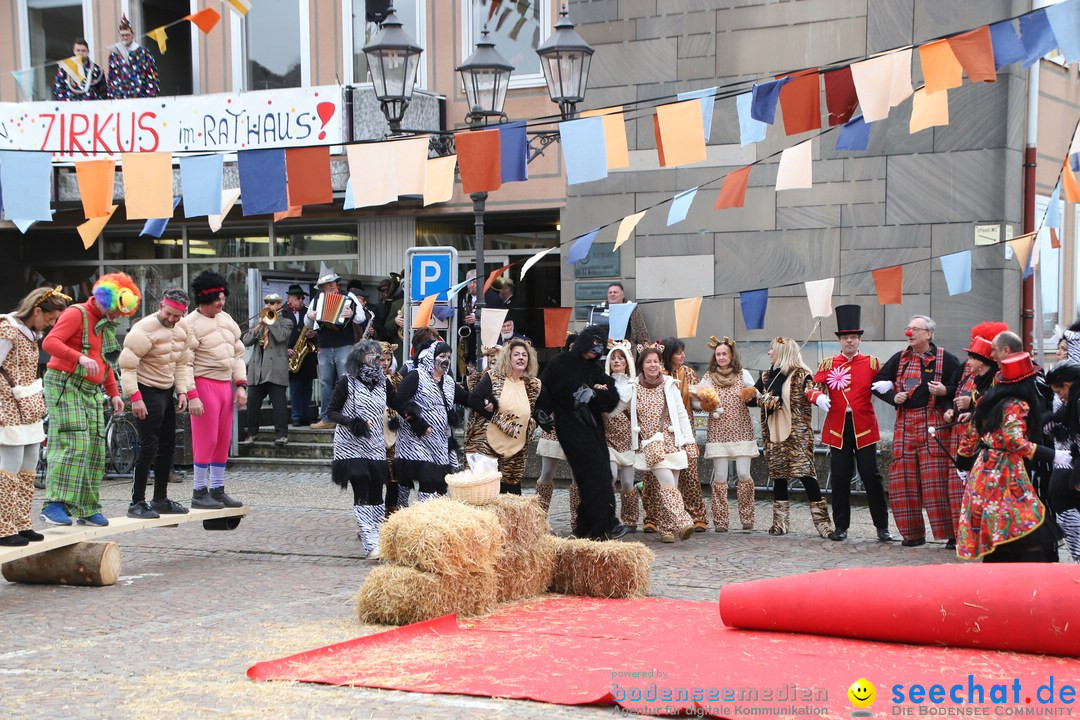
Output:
[365,3,593,362]
[456,5,594,362]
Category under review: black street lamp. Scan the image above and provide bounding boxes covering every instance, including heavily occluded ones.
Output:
[457,26,514,127]
[536,4,595,121]
[362,2,423,134]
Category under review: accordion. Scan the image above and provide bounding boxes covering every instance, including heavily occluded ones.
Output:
[317,292,347,326]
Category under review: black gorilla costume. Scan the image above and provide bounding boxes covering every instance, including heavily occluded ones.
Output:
[536,325,625,540]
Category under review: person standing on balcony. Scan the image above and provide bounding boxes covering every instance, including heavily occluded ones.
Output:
[107,16,159,100]
[118,288,195,520]
[241,293,293,448]
[52,38,106,101]
[39,274,141,528]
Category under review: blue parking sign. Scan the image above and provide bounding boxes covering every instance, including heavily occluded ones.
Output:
[409,251,453,302]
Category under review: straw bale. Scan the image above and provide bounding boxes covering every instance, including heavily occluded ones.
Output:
[356,564,499,626]
[485,494,551,548]
[495,532,558,603]
[549,538,653,599]
[379,496,505,576]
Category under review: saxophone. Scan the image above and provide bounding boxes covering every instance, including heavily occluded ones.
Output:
[288,327,314,373]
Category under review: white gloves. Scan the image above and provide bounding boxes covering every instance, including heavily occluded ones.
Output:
[1054,449,1072,468]
[872,380,894,394]
[815,395,831,412]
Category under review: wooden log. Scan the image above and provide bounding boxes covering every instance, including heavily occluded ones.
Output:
[2,541,122,587]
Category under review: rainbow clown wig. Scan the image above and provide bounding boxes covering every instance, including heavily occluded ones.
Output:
[92,273,141,317]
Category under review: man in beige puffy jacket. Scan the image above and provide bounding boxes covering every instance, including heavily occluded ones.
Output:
[118,288,196,519]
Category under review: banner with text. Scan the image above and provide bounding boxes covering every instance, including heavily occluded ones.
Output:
[0,85,343,157]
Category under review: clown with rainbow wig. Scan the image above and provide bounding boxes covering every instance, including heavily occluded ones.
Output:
[40,273,141,527]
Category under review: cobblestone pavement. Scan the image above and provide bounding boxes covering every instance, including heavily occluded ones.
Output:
[1,470,970,719]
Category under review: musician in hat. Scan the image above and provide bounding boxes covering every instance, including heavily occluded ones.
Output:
[283,284,317,427]
[872,315,963,547]
[304,271,365,430]
[107,15,159,99]
[52,38,106,101]
[813,305,891,542]
[241,293,293,448]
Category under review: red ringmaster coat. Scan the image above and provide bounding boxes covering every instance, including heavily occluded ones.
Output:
[812,353,881,450]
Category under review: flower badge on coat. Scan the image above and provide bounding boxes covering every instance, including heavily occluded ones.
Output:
[826,366,851,391]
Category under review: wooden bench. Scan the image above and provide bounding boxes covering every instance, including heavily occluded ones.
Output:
[0,506,249,587]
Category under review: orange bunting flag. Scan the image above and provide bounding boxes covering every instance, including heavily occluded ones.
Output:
[77,205,118,249]
[714,166,752,209]
[652,114,666,167]
[544,308,573,348]
[1051,227,1061,250]
[947,26,996,84]
[1008,233,1036,272]
[285,146,333,206]
[581,107,630,170]
[871,266,904,305]
[918,39,963,94]
[655,100,707,167]
[483,264,514,293]
[1064,160,1080,203]
[121,152,174,220]
[75,159,116,219]
[778,70,822,136]
[674,297,703,338]
[413,294,437,329]
[273,206,302,222]
[186,7,221,35]
[456,130,502,194]
[909,87,949,133]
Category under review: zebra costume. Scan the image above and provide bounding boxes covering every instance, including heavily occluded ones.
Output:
[392,342,469,499]
[327,341,393,558]
[1050,395,1080,563]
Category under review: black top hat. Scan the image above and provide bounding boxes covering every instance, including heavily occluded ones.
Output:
[286,284,307,298]
[834,304,863,336]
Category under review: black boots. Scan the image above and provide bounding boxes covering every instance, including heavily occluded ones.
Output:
[210,487,243,508]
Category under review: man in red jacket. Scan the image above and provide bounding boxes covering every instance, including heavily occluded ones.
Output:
[39,273,141,527]
[813,305,892,542]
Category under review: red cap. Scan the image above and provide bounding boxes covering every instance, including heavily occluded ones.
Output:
[964,336,995,363]
[998,352,1036,384]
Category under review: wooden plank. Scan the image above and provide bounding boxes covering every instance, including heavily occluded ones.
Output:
[0,507,249,566]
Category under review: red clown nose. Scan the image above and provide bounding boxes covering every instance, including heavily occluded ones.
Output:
[905,328,914,338]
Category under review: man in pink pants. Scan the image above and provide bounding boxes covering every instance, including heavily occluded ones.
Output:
[186,270,247,508]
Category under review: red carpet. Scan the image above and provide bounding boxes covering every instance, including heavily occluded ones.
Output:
[719,563,1080,657]
[249,595,1080,716]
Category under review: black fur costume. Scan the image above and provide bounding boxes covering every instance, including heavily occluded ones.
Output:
[536,326,622,540]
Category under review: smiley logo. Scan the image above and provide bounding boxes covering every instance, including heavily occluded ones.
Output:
[848,678,876,709]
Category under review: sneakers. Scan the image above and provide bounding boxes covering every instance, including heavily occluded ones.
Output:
[0,534,30,547]
[19,529,45,542]
[309,420,335,430]
[209,487,243,508]
[150,498,190,515]
[239,434,257,445]
[191,488,225,510]
[77,513,110,527]
[127,501,160,519]
[274,436,288,447]
[40,502,73,526]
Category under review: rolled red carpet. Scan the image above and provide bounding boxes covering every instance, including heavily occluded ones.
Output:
[718,564,1080,657]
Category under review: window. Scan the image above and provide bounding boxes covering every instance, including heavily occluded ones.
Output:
[187,227,270,258]
[347,0,425,88]
[246,0,307,90]
[1035,194,1061,340]
[275,225,359,256]
[463,0,550,88]
[20,0,93,101]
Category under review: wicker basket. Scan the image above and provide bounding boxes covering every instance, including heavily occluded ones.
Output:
[445,470,502,505]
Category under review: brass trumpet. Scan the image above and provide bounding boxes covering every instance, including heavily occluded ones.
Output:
[259,307,278,325]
